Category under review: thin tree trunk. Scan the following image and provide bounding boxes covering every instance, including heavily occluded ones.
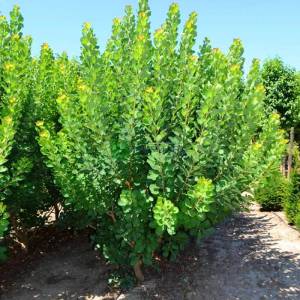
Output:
[54,203,60,221]
[134,259,144,282]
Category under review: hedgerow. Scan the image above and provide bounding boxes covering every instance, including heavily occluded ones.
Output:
[37,0,286,279]
[0,7,79,256]
[261,59,300,225]
[10,45,78,232]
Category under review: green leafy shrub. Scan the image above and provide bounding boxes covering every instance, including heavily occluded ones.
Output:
[0,7,79,256]
[284,171,300,224]
[0,203,9,261]
[295,212,300,229]
[9,44,79,232]
[282,146,300,227]
[0,6,32,258]
[38,0,286,278]
[255,169,291,211]
[284,193,300,226]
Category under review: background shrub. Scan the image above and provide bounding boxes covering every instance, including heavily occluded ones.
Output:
[295,212,300,229]
[9,45,78,232]
[0,7,79,256]
[284,171,300,225]
[262,58,300,132]
[281,145,300,227]
[255,168,291,211]
[261,58,300,225]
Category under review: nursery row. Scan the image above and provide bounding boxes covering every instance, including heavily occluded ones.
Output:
[257,59,300,227]
[0,0,287,278]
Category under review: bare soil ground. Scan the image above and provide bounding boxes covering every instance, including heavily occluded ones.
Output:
[1,205,300,300]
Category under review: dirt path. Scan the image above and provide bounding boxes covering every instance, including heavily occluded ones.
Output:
[1,205,300,300]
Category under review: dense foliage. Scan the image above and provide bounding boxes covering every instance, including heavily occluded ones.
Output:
[0,6,32,259]
[36,0,286,278]
[283,149,300,228]
[255,168,290,211]
[10,45,78,231]
[262,58,300,221]
[0,7,78,257]
[262,58,300,131]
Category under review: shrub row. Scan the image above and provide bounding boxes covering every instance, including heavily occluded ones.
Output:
[1,1,286,277]
[0,7,78,259]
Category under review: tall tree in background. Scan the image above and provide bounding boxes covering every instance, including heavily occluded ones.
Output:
[262,58,300,134]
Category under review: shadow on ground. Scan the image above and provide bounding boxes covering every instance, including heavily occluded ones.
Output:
[139,211,300,300]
